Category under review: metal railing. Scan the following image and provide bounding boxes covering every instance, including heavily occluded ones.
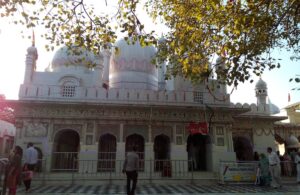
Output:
[51,152,78,172]
[31,156,197,184]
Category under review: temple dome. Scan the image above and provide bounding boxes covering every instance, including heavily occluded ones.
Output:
[51,46,96,71]
[109,38,158,90]
[255,78,267,90]
[286,135,300,148]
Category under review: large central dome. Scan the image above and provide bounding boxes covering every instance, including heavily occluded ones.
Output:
[109,39,158,90]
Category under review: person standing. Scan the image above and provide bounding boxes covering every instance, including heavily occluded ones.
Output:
[24,142,38,192]
[123,146,139,195]
[295,151,300,184]
[6,146,23,195]
[283,152,292,176]
[258,153,270,186]
[267,147,282,188]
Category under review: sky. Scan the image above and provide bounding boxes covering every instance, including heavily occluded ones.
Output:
[0,1,299,110]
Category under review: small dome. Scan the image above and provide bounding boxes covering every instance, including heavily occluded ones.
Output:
[51,46,96,70]
[255,78,267,89]
[216,56,225,67]
[158,35,166,44]
[286,135,300,148]
[27,46,38,60]
[109,38,158,90]
[269,103,280,114]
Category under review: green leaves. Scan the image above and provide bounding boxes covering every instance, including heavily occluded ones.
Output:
[1,0,299,87]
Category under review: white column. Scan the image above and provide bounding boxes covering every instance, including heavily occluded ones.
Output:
[78,145,98,174]
[116,124,125,173]
[171,125,188,174]
[227,128,234,152]
[145,125,154,173]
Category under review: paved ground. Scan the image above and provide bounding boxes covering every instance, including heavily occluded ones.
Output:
[15,183,300,195]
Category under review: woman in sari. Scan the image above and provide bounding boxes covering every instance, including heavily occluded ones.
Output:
[6,146,23,195]
[259,153,270,186]
[283,152,292,176]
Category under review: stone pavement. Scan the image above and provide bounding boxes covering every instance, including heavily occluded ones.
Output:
[16,183,300,195]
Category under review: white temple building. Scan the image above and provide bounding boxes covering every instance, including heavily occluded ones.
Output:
[6,38,290,181]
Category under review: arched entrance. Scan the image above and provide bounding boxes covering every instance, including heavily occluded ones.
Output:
[98,134,116,172]
[187,134,207,171]
[233,136,253,161]
[154,134,170,171]
[34,147,43,172]
[126,134,144,171]
[52,130,80,171]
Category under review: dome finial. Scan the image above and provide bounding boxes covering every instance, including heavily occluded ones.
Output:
[32,29,35,47]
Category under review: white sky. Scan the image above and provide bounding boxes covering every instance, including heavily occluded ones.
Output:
[0,1,299,109]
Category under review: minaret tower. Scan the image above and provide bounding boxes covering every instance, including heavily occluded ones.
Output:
[24,31,38,84]
[157,35,166,90]
[101,44,112,89]
[93,52,104,87]
[255,77,268,106]
[215,56,227,94]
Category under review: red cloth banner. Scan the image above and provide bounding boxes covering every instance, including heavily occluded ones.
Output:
[186,122,209,135]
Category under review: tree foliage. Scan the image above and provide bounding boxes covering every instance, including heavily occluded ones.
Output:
[0,0,299,86]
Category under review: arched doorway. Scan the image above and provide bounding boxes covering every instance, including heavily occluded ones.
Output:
[98,134,116,172]
[187,134,207,171]
[233,136,253,161]
[126,134,144,171]
[52,130,80,171]
[34,147,43,172]
[154,134,170,171]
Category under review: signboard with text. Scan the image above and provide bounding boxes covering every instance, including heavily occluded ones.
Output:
[186,122,208,135]
[220,161,258,183]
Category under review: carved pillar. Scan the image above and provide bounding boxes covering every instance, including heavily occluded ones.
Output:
[46,121,54,172]
[148,124,152,143]
[120,123,124,143]
[227,128,234,152]
[144,124,154,173]
[116,123,125,173]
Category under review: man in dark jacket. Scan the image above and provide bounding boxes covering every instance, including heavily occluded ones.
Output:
[123,146,139,195]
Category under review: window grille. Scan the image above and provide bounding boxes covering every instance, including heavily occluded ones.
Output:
[62,85,76,97]
[193,92,203,103]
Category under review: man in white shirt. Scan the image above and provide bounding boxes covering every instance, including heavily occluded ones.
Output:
[267,147,282,188]
[123,146,139,195]
[24,142,38,192]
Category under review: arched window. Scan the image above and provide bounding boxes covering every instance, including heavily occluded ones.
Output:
[59,76,80,97]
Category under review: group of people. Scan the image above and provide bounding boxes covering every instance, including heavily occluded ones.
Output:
[4,143,300,195]
[6,143,139,195]
[256,147,300,188]
[5,143,38,195]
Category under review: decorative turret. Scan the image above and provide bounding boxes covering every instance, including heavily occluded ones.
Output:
[255,78,268,105]
[215,56,227,94]
[102,44,112,89]
[157,35,166,90]
[24,31,38,84]
[93,52,104,87]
